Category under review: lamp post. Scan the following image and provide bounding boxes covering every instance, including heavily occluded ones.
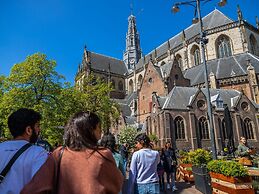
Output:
[172,0,227,160]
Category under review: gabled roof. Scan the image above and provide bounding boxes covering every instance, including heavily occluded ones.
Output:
[89,52,128,75]
[184,53,259,86]
[135,9,234,71]
[162,86,241,110]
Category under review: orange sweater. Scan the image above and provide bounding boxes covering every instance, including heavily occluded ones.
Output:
[21,147,123,194]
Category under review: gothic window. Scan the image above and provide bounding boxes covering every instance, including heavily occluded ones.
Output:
[243,118,255,140]
[191,45,201,66]
[175,54,183,70]
[174,116,185,140]
[129,79,133,93]
[118,81,123,91]
[250,34,257,55]
[221,119,227,140]
[199,117,210,139]
[216,35,232,58]
[138,74,143,88]
[111,79,116,89]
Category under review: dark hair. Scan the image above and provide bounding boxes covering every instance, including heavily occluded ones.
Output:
[8,108,41,138]
[100,133,117,153]
[64,111,101,151]
[135,133,151,148]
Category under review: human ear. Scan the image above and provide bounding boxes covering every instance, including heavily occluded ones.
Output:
[25,126,32,136]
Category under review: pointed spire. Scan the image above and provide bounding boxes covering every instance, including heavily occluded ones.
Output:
[256,16,259,30]
[237,5,243,21]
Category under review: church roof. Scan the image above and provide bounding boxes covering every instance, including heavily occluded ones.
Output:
[135,9,234,70]
[89,52,128,75]
[162,86,241,110]
[184,52,259,86]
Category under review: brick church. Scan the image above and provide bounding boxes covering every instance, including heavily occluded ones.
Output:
[75,6,259,151]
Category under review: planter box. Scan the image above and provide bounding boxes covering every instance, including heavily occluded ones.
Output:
[192,166,212,194]
[210,172,254,194]
[179,164,194,182]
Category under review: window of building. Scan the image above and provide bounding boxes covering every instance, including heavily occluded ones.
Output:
[174,116,185,140]
[118,81,123,91]
[148,77,153,84]
[175,54,183,70]
[199,117,210,139]
[138,74,143,87]
[221,119,227,140]
[243,118,255,140]
[111,79,115,89]
[129,79,133,93]
[190,45,200,66]
[216,35,232,58]
[250,34,257,55]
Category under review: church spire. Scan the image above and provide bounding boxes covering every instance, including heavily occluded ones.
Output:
[123,4,142,70]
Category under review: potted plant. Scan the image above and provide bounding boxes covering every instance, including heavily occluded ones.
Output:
[178,150,194,183]
[188,149,213,194]
[207,160,254,194]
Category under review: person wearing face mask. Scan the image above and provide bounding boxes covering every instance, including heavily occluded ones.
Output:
[21,111,123,194]
[0,108,48,194]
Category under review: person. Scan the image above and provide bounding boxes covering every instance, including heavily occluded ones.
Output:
[120,142,129,170]
[0,108,48,194]
[21,111,123,194]
[164,142,178,192]
[100,133,125,176]
[128,133,160,194]
[237,136,253,159]
[157,148,165,191]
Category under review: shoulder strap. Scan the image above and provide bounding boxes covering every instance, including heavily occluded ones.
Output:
[0,143,32,184]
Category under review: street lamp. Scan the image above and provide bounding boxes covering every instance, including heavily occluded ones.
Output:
[171,0,227,160]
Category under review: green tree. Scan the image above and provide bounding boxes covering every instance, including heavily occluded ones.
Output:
[80,74,120,133]
[118,126,138,149]
[0,53,66,141]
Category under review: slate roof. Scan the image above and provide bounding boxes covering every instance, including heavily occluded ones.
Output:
[89,52,128,75]
[162,86,241,110]
[184,53,259,86]
[135,9,234,71]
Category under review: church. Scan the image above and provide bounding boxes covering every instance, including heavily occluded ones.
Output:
[75,6,259,151]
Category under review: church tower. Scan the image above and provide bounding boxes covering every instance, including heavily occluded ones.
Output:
[123,13,142,70]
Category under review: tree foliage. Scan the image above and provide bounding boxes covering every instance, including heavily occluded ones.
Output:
[0,53,120,145]
[117,126,138,149]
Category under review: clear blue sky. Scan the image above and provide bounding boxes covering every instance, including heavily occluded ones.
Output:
[0,0,258,84]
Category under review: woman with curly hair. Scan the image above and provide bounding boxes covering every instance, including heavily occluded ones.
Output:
[21,111,123,194]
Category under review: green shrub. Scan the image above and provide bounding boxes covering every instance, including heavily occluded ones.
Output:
[188,149,212,167]
[207,160,248,177]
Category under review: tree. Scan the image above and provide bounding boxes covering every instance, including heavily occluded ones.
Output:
[0,53,120,145]
[0,53,66,141]
[117,126,138,149]
[80,74,120,133]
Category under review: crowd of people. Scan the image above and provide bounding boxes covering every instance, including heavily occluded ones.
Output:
[1,108,255,194]
[0,108,181,194]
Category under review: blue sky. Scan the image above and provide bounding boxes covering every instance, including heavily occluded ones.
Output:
[0,0,258,84]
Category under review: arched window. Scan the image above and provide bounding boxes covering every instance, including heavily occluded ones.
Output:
[191,45,200,66]
[111,79,115,89]
[175,54,183,70]
[129,79,133,93]
[174,116,185,140]
[199,117,209,139]
[243,118,255,140]
[250,34,257,55]
[221,119,227,140]
[137,74,143,88]
[118,80,123,91]
[216,35,232,58]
